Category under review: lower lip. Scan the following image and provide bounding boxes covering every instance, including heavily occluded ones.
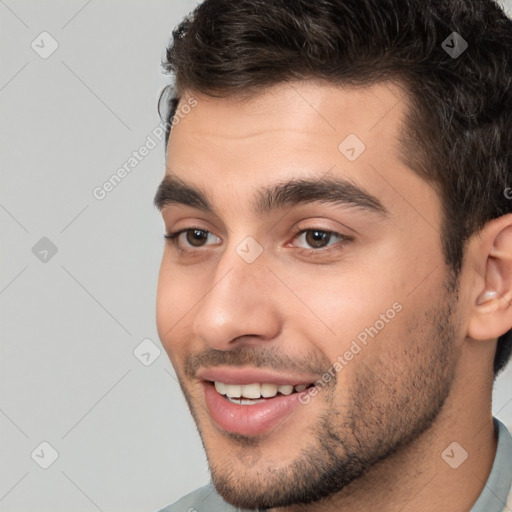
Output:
[203,382,303,436]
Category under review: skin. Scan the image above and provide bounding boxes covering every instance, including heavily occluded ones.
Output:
[155,80,512,511]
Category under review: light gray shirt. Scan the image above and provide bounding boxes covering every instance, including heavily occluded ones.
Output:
[158,417,512,512]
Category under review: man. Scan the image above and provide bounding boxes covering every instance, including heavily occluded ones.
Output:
[153,0,512,510]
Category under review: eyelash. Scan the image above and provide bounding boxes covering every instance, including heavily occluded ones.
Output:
[163,228,218,252]
[163,227,352,255]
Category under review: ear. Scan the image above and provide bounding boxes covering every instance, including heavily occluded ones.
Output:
[467,214,512,340]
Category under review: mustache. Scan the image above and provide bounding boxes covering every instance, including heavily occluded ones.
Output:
[184,345,332,380]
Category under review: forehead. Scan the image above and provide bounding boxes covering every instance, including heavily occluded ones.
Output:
[167,80,408,174]
[164,80,439,226]
[171,80,407,144]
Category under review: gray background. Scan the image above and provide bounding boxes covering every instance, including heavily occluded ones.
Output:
[1,1,511,511]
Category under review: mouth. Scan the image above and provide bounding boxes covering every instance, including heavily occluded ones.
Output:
[211,381,314,405]
[198,368,318,436]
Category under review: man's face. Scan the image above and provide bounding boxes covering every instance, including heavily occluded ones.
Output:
[155,81,464,508]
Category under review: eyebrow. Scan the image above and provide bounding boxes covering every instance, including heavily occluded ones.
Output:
[256,176,387,216]
[154,174,212,212]
[154,173,388,217]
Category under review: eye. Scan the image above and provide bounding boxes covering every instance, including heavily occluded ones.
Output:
[292,229,348,250]
[164,228,221,249]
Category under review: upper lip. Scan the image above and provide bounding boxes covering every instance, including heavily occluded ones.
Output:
[197,366,318,386]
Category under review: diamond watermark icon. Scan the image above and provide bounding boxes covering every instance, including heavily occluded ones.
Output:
[31,32,59,59]
[338,134,366,162]
[441,441,468,469]
[133,338,161,367]
[32,237,58,263]
[441,32,468,59]
[237,448,262,468]
[31,441,59,469]
[236,236,263,264]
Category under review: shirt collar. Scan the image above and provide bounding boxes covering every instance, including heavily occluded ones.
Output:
[470,417,512,512]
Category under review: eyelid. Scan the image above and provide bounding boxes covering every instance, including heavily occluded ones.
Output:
[164,227,221,249]
[163,224,353,256]
[288,228,352,250]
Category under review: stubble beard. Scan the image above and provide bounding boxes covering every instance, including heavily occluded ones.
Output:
[179,284,460,510]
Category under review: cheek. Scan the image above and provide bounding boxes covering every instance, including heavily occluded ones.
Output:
[156,258,204,357]
[281,264,405,358]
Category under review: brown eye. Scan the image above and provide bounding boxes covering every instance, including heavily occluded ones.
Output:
[186,229,209,247]
[291,229,349,251]
[304,230,333,249]
[164,228,221,250]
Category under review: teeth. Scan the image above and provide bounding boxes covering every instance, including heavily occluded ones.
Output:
[277,385,293,396]
[241,383,262,399]
[227,396,266,405]
[261,383,278,398]
[214,381,226,395]
[213,382,311,399]
[224,384,242,398]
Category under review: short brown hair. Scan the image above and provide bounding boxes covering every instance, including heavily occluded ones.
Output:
[159,0,512,376]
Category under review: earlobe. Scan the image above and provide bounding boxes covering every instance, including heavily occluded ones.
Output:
[467,216,512,341]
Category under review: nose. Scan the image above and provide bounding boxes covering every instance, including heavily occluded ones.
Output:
[192,242,282,350]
